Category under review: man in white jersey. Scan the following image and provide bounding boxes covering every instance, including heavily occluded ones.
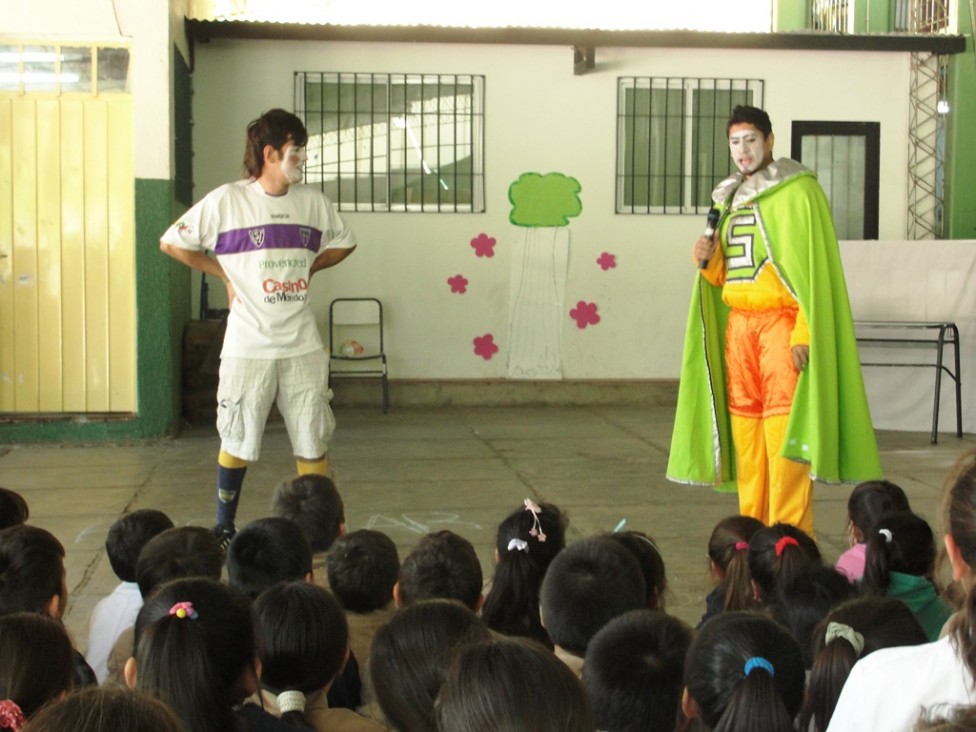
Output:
[160,109,357,546]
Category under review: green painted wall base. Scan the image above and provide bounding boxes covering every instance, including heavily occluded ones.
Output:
[0,178,190,442]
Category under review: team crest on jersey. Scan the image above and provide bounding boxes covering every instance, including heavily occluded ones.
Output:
[249,228,266,248]
[300,227,311,247]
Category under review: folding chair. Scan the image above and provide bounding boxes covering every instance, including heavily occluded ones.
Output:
[328,297,389,413]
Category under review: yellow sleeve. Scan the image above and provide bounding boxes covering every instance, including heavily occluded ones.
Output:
[696,244,726,287]
[790,308,810,347]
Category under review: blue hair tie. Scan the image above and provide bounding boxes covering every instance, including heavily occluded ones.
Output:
[743,656,775,677]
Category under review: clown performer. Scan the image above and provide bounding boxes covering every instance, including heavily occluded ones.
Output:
[666,105,881,535]
[161,109,357,548]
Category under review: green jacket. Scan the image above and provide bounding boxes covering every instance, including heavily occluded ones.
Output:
[667,159,882,488]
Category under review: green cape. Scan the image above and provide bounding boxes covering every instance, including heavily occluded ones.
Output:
[667,159,883,488]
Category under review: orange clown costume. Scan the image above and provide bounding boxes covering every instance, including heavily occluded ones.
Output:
[666,159,883,535]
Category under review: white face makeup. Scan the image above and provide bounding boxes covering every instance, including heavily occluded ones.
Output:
[728,125,770,176]
[281,144,308,185]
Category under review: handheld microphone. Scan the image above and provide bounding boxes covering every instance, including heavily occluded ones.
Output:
[699,207,721,270]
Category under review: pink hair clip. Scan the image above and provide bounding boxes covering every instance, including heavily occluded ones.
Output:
[0,700,26,732]
[734,541,749,551]
[169,601,199,620]
[523,498,547,543]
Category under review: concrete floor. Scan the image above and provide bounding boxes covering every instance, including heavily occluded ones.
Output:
[0,404,972,655]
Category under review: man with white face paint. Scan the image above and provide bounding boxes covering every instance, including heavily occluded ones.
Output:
[160,109,357,547]
[667,105,881,535]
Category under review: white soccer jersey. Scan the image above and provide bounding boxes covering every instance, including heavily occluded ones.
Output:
[162,180,356,358]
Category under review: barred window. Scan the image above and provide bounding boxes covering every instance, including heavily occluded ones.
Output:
[616,77,764,214]
[295,72,485,213]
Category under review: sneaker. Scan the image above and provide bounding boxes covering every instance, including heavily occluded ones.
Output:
[212,523,236,551]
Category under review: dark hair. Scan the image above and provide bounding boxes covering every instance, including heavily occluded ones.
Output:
[0,525,65,615]
[684,611,805,732]
[226,517,313,600]
[582,610,692,732]
[252,582,348,729]
[0,613,74,719]
[863,510,937,592]
[0,488,28,530]
[480,501,567,646]
[772,565,859,669]
[915,704,976,731]
[726,105,773,138]
[370,599,490,732]
[135,526,223,599]
[271,475,345,553]
[23,687,185,732]
[847,480,911,540]
[397,531,483,611]
[105,510,174,583]
[243,109,308,178]
[707,515,764,613]
[326,529,399,613]
[133,577,254,732]
[434,636,596,732]
[748,523,822,602]
[607,530,667,610]
[799,596,928,732]
[539,536,646,656]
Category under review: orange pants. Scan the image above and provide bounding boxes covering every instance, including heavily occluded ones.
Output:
[726,309,814,535]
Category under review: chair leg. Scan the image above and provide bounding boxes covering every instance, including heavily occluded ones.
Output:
[382,374,389,414]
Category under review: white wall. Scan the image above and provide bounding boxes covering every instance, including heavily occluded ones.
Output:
[191,38,912,380]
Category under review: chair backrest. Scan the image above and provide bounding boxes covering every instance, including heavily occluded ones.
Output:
[329,298,384,357]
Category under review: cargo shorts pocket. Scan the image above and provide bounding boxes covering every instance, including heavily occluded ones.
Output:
[216,391,246,445]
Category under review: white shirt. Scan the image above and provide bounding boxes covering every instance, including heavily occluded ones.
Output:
[161,180,356,358]
[826,635,976,732]
[85,581,143,684]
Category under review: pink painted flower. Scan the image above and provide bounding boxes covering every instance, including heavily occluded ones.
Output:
[470,233,497,258]
[448,274,469,294]
[597,252,617,270]
[570,301,601,329]
[473,334,499,360]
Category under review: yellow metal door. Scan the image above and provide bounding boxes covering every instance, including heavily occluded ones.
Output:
[0,93,135,414]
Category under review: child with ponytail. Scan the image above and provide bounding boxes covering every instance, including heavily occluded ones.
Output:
[827,449,976,731]
[747,522,822,605]
[698,515,764,627]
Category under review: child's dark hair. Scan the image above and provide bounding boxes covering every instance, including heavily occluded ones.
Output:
[134,526,223,599]
[847,480,911,540]
[582,610,693,732]
[0,613,74,720]
[607,530,667,610]
[370,599,490,732]
[397,530,482,611]
[105,510,174,583]
[271,475,345,553]
[480,500,566,646]
[748,522,822,602]
[0,525,65,615]
[707,515,764,613]
[243,109,308,178]
[863,510,937,592]
[252,581,349,729]
[326,529,399,613]
[226,517,313,600]
[772,565,859,669]
[539,536,646,656]
[133,577,254,732]
[22,687,185,732]
[799,596,928,732]
[684,611,805,732]
[0,488,28,530]
[727,105,773,138]
[944,449,976,680]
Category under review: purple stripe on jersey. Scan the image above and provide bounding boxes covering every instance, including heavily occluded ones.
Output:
[215,224,323,255]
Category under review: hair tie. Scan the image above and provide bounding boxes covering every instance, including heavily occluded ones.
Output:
[0,700,26,732]
[168,601,198,620]
[774,536,799,557]
[879,528,893,544]
[734,541,749,551]
[825,622,865,657]
[743,656,775,677]
[507,538,529,553]
[277,690,307,714]
[523,498,547,543]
